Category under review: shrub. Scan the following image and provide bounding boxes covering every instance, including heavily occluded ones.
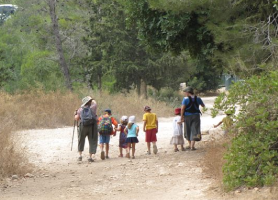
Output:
[211,71,278,190]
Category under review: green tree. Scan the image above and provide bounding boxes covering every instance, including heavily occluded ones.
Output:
[121,0,222,91]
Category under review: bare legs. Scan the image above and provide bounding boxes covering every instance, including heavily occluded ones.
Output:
[127,143,136,158]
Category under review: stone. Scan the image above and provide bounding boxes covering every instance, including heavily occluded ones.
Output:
[24,173,34,178]
[11,175,18,180]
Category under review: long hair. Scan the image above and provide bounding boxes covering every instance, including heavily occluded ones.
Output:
[127,122,134,129]
[121,120,128,125]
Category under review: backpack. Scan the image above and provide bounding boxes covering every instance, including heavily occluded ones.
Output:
[98,116,113,135]
[80,107,95,126]
[185,96,201,114]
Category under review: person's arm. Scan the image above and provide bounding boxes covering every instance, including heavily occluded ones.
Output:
[115,125,121,131]
[74,109,80,121]
[181,105,186,122]
[156,115,158,133]
[136,126,139,136]
[124,127,128,135]
[214,120,223,128]
[143,120,147,132]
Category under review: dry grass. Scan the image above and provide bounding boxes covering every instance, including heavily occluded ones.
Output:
[0,119,30,180]
[202,133,231,187]
[0,89,174,179]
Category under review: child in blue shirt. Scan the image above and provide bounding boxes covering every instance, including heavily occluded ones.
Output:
[124,116,139,159]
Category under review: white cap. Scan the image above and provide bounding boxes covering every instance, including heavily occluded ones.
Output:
[128,116,136,123]
[121,115,128,121]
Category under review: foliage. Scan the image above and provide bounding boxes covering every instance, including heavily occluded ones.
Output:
[121,0,222,91]
[211,71,278,190]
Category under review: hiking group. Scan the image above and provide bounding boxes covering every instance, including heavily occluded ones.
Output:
[73,86,208,162]
[74,97,158,162]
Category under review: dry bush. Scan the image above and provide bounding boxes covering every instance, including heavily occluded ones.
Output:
[0,120,30,180]
[95,91,173,121]
[202,132,231,187]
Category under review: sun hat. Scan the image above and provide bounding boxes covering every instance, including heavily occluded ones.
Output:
[183,86,194,94]
[81,96,93,107]
[175,108,181,115]
[121,115,128,121]
[144,106,151,111]
[225,109,233,115]
[104,109,112,114]
[128,116,136,123]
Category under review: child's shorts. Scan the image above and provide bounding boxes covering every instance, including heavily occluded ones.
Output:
[99,135,111,144]
[145,128,157,142]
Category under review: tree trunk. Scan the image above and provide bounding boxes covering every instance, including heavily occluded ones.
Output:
[48,0,72,91]
[97,73,102,95]
[140,79,148,99]
[136,78,141,96]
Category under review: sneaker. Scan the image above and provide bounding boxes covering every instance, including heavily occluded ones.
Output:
[100,151,105,160]
[78,156,82,161]
[153,145,158,154]
[88,158,94,162]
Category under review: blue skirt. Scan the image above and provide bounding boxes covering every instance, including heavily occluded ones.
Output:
[126,137,139,143]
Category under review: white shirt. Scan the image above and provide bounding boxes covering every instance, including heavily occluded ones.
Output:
[173,116,183,136]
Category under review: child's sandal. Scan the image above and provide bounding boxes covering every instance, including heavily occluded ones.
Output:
[174,148,179,152]
[118,154,123,157]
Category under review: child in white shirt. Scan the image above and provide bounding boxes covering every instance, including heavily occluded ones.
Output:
[170,108,185,152]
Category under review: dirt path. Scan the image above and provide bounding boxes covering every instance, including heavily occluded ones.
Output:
[1,97,275,200]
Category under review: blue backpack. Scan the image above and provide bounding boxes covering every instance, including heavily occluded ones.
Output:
[80,107,94,126]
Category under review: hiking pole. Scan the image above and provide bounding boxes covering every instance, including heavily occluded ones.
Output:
[71,109,78,151]
[71,120,76,151]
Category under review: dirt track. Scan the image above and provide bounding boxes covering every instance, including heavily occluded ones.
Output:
[1,97,276,200]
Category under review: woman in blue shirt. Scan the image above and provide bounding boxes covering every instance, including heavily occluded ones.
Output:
[181,87,205,151]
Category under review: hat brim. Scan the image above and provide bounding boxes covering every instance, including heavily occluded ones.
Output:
[81,98,92,107]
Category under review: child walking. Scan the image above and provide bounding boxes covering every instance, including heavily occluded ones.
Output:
[98,109,118,160]
[143,106,158,155]
[170,108,185,152]
[213,109,234,134]
[115,115,128,157]
[124,116,139,159]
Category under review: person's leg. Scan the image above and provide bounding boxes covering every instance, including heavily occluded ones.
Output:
[88,119,98,158]
[191,114,200,150]
[132,143,136,158]
[174,144,178,151]
[151,129,158,154]
[119,147,123,157]
[105,142,110,158]
[126,143,131,158]
[147,142,151,154]
[78,124,86,160]
[184,115,192,149]
[99,135,105,160]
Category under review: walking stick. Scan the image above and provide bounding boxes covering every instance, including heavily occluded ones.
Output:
[71,120,76,151]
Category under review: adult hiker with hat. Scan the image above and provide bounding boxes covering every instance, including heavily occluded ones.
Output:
[74,96,98,162]
[181,87,205,151]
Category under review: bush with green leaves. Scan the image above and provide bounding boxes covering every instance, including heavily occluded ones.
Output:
[211,71,278,190]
